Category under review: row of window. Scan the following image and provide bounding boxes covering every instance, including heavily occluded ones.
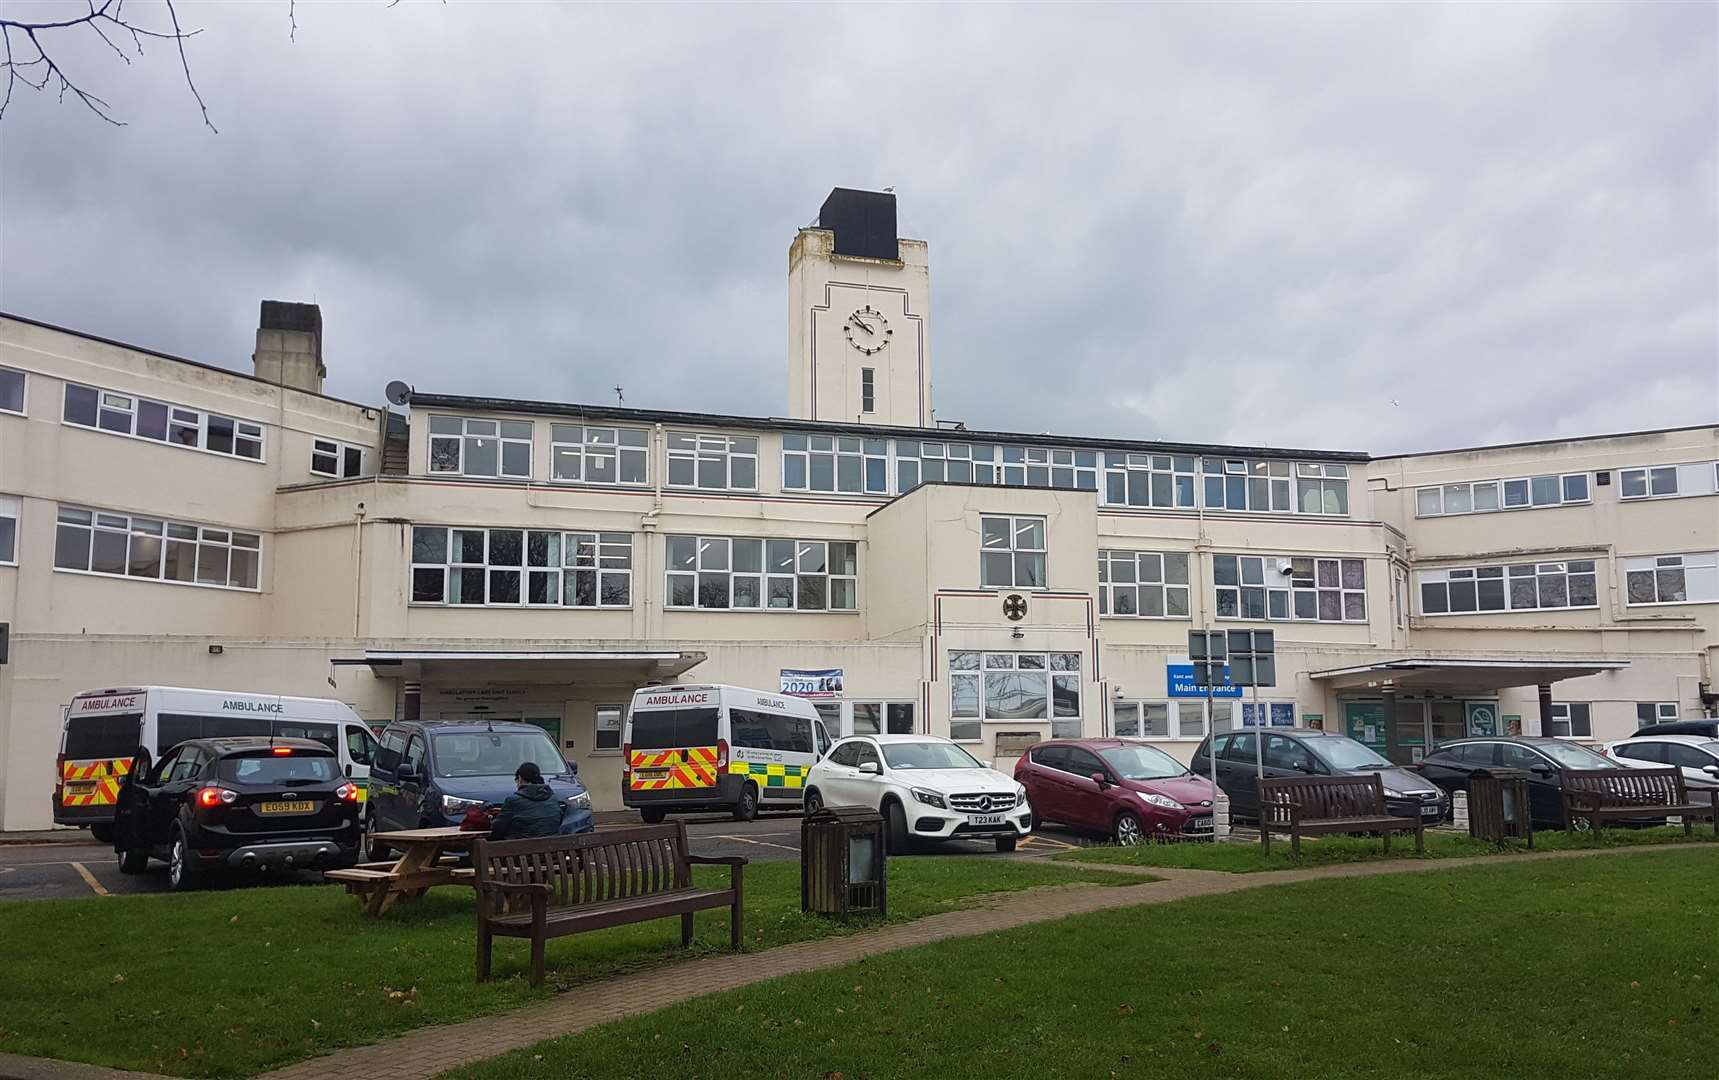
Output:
[1415,461,1719,517]
[63,382,264,461]
[948,651,1083,741]
[1419,552,1717,614]
[52,506,261,590]
[410,526,634,607]
[1213,555,1369,624]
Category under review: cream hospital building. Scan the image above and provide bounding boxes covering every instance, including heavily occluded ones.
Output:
[1,188,1715,830]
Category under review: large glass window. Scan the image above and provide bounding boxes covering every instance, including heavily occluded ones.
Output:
[551,424,649,486]
[61,382,263,461]
[664,431,756,491]
[1419,561,1599,615]
[950,651,1081,737]
[1618,462,1719,501]
[1548,702,1592,739]
[1213,554,1366,622]
[1416,473,1590,516]
[783,434,889,495]
[664,535,857,611]
[53,506,260,590]
[1622,552,1719,606]
[1103,453,1196,509]
[428,416,532,478]
[0,495,16,564]
[410,526,631,607]
[0,366,24,414]
[980,516,1046,589]
[1098,550,1190,618]
[895,440,1097,494]
[1202,459,1349,515]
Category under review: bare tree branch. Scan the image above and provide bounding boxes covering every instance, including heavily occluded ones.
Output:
[0,0,214,129]
[289,0,296,44]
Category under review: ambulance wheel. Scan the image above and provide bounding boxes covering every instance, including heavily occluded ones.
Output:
[116,843,147,875]
[733,783,759,823]
[167,825,200,892]
[640,807,667,824]
[90,822,115,844]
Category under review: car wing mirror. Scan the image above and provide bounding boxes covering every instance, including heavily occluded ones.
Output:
[858,761,881,776]
[396,762,417,782]
[566,759,578,776]
[1530,764,1553,777]
[1703,764,1719,776]
[1088,771,1110,788]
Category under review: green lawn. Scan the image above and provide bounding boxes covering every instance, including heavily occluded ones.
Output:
[451,848,1719,1080]
[1056,824,1719,872]
[0,857,1132,1077]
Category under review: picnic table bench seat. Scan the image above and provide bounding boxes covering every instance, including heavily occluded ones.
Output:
[1258,774,1425,859]
[475,821,746,986]
[1560,768,1719,835]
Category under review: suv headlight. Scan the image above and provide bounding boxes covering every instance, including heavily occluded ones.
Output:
[566,791,592,811]
[910,787,947,810]
[1382,787,1406,799]
[441,794,485,814]
[1015,784,1029,808]
[1138,791,1184,811]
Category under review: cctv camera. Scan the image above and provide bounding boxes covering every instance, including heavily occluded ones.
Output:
[1112,685,1124,697]
[1276,560,1295,577]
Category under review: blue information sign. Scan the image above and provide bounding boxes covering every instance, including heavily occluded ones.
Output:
[1167,663,1243,699]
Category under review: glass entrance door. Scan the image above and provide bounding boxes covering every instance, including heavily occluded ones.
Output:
[1429,700,1466,751]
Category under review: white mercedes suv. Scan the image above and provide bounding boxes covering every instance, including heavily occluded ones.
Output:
[804,734,1032,852]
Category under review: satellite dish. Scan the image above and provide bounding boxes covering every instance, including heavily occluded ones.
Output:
[384,380,412,406]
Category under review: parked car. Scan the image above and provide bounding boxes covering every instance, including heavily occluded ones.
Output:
[1632,719,1719,739]
[804,734,1031,852]
[365,721,593,859]
[1015,739,1216,844]
[112,737,361,890]
[1189,728,1447,824]
[1603,734,1719,792]
[1417,737,1621,828]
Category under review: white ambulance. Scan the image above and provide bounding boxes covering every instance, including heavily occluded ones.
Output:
[53,686,380,840]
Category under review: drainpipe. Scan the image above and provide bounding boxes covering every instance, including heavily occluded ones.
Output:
[352,501,367,638]
[639,423,665,641]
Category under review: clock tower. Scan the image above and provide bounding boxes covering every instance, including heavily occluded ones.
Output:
[788,188,932,428]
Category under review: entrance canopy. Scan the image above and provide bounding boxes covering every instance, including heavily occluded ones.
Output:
[344,649,707,683]
[1310,656,1628,694]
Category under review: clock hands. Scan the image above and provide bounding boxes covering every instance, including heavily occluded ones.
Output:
[847,315,875,336]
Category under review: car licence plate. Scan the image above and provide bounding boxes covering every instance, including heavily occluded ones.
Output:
[259,801,315,815]
[1421,804,1441,817]
[64,782,96,794]
[967,814,1006,826]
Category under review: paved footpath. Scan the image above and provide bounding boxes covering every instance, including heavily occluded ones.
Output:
[255,843,1710,1080]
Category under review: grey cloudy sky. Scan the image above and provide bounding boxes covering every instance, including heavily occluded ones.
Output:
[2,1,1714,454]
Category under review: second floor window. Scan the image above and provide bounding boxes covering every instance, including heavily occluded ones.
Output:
[63,383,264,461]
[981,516,1046,588]
[551,424,648,485]
[1098,550,1190,617]
[1619,461,1719,501]
[665,536,858,611]
[1416,473,1589,516]
[1623,552,1718,605]
[783,434,889,495]
[410,526,632,607]
[1213,554,1366,622]
[311,439,365,478]
[53,505,260,590]
[1419,560,1598,614]
[0,366,23,414]
[667,432,758,491]
[429,417,531,478]
[0,495,17,564]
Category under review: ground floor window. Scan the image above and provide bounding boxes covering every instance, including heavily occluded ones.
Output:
[1239,701,1296,728]
[1549,702,1592,738]
[1115,699,1232,740]
[950,651,1080,741]
[1634,702,1678,725]
[851,701,916,737]
[594,705,624,751]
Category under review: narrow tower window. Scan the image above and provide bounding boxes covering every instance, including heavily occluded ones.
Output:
[861,368,876,413]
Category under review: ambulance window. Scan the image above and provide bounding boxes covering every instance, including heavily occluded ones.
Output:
[345,726,378,766]
[630,708,719,750]
[63,713,141,760]
[730,709,773,750]
[274,721,337,752]
[204,715,272,741]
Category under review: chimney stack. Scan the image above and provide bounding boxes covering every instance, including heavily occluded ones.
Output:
[252,300,325,395]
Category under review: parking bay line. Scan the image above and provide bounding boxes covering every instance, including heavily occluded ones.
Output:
[708,834,801,853]
[69,861,110,897]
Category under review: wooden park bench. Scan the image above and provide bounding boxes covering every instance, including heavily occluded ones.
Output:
[1258,774,1426,859]
[473,822,747,986]
[1560,768,1719,836]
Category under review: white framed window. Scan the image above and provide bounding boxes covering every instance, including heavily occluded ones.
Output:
[1622,552,1719,605]
[950,651,1081,737]
[1113,700,1199,740]
[1419,560,1599,614]
[0,495,17,564]
[427,416,532,478]
[1618,462,1719,501]
[1548,702,1592,738]
[783,433,889,495]
[1098,550,1190,617]
[53,505,260,590]
[1240,702,1297,728]
[550,424,648,486]
[895,440,1097,494]
[1202,459,1349,515]
[850,701,916,737]
[1103,453,1197,509]
[594,705,625,751]
[0,366,24,415]
[664,535,857,611]
[410,526,631,607]
[666,431,757,491]
[1295,463,1351,515]
[1416,473,1590,517]
[980,516,1046,589]
[1213,554,1366,622]
[1635,702,1679,725]
[311,438,365,478]
[860,368,876,414]
[61,382,264,462]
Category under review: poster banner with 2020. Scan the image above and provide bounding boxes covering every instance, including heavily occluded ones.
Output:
[781,669,844,699]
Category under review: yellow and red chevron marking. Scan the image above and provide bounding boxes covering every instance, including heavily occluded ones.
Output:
[627,746,719,791]
[60,757,131,807]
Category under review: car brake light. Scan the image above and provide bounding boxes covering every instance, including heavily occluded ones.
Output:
[622,742,631,776]
[55,753,65,799]
[272,747,293,756]
[335,782,359,803]
[197,787,239,808]
[716,739,729,769]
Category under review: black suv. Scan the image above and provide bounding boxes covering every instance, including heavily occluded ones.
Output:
[113,738,361,890]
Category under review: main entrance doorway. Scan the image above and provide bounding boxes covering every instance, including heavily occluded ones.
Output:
[1343,698,1501,765]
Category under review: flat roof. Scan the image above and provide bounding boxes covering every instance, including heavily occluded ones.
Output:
[1370,422,1717,461]
[407,391,1372,463]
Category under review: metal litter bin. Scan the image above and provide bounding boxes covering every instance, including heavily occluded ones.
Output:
[1468,769,1534,847]
[801,805,887,918]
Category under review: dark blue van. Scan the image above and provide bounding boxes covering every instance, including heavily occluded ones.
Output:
[363,720,593,858]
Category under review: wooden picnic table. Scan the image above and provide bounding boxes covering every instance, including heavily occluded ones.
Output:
[325,826,487,916]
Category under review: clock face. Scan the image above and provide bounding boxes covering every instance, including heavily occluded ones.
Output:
[842,305,892,355]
